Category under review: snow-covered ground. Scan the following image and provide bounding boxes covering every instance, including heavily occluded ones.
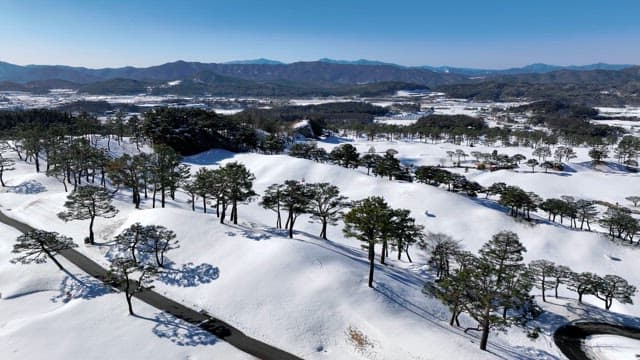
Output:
[1,137,639,359]
[0,222,251,360]
[596,106,640,118]
[582,335,640,360]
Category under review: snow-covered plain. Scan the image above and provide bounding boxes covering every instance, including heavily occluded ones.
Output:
[1,136,639,359]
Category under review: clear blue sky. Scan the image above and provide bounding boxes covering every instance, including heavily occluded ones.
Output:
[1,0,638,68]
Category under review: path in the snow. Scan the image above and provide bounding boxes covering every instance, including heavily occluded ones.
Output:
[553,321,640,360]
[0,210,302,360]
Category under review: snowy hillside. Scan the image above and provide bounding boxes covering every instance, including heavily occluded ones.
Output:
[1,137,639,359]
[0,221,251,360]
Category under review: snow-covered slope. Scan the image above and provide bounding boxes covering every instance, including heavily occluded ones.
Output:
[1,137,639,359]
[0,221,251,360]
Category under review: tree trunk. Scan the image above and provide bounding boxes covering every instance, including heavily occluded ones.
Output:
[479,309,491,350]
[232,200,238,224]
[89,216,95,244]
[320,220,327,240]
[405,247,412,263]
[288,216,295,239]
[44,248,64,270]
[152,187,157,208]
[126,292,134,315]
[368,241,375,288]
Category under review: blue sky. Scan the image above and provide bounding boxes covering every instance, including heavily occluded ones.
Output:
[1,0,638,68]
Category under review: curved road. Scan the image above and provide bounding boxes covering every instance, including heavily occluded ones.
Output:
[554,321,640,360]
[0,210,302,360]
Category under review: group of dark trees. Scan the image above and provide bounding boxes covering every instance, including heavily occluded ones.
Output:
[108,223,178,314]
[231,102,387,134]
[343,196,425,287]
[333,101,634,150]
[527,259,636,310]
[11,221,179,316]
[428,231,534,350]
[184,162,257,224]
[143,108,258,155]
[289,142,412,180]
[260,181,350,239]
[426,231,636,351]
[286,139,639,240]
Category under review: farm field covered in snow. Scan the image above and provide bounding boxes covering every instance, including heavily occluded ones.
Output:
[1,136,639,359]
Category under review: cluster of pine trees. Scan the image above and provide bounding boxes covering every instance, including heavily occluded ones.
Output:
[426,231,636,350]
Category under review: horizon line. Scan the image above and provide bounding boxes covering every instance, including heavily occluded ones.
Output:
[1,58,637,71]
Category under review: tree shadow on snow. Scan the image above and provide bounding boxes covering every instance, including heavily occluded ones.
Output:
[6,180,47,194]
[135,312,217,347]
[50,272,112,303]
[158,261,220,287]
[182,150,236,166]
[225,223,275,241]
[319,136,353,144]
[533,298,640,334]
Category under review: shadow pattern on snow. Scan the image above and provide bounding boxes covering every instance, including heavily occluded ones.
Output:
[105,242,219,287]
[158,262,220,287]
[6,180,47,194]
[136,312,217,346]
[50,273,112,303]
[182,150,236,166]
[534,298,640,335]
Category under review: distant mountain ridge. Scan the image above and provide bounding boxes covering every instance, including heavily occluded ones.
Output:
[1,59,635,85]
[0,59,638,99]
[0,60,467,87]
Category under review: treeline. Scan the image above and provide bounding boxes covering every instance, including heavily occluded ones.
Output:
[330,101,626,147]
[142,108,258,155]
[0,108,263,156]
[284,142,640,242]
[231,102,387,134]
[436,80,640,106]
[0,109,73,131]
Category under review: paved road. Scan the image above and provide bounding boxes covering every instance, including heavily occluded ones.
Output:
[0,210,302,360]
[554,321,640,360]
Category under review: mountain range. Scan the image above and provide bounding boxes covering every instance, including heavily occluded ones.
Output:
[0,59,638,99]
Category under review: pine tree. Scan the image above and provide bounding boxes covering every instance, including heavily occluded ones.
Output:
[595,275,636,310]
[11,229,77,271]
[469,231,530,350]
[551,265,572,299]
[329,144,360,168]
[389,209,424,262]
[426,232,461,280]
[58,185,119,244]
[0,153,16,187]
[107,258,157,315]
[219,162,257,225]
[307,183,349,240]
[528,260,556,302]
[279,180,312,238]
[260,183,285,228]
[343,196,393,288]
[568,272,601,303]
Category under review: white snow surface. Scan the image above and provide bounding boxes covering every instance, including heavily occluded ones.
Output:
[0,223,251,360]
[1,137,640,359]
[582,335,640,360]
